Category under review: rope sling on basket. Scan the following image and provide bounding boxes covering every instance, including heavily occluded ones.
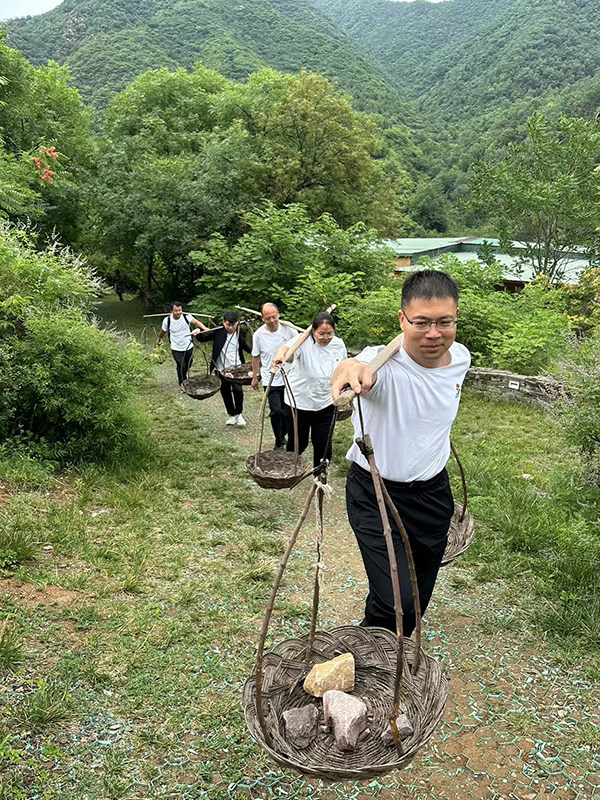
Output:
[181,344,220,400]
[245,368,306,489]
[220,319,257,385]
[242,395,448,780]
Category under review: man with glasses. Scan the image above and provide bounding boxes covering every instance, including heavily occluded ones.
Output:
[331,270,470,636]
[251,302,296,449]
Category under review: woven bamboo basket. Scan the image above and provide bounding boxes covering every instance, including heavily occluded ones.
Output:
[221,363,256,385]
[246,371,306,490]
[440,444,476,566]
[441,501,476,566]
[243,626,448,779]
[245,451,306,490]
[243,429,448,779]
[181,374,220,400]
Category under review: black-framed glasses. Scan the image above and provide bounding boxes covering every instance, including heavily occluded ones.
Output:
[404,315,458,331]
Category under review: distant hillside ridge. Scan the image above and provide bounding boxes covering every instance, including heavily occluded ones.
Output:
[5,0,419,123]
[308,0,600,124]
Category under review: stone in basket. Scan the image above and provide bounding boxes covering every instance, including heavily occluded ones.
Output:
[220,363,256,385]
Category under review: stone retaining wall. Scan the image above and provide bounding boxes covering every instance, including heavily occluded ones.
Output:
[464,368,563,406]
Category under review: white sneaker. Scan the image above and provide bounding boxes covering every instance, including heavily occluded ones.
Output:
[236,414,247,427]
[226,415,238,426]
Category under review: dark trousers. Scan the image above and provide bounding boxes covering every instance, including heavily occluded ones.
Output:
[346,462,453,637]
[286,404,335,468]
[172,348,194,385]
[219,375,244,416]
[267,386,291,446]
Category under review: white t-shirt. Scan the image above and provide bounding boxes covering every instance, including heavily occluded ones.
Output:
[161,313,196,351]
[217,332,240,371]
[251,324,297,386]
[285,334,347,411]
[346,341,471,482]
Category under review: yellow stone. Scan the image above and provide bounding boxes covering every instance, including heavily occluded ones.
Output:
[303,653,355,697]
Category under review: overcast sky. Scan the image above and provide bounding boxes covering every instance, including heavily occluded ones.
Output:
[0,0,446,22]
[1,0,61,20]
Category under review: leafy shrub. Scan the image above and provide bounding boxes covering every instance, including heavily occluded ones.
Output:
[552,332,600,482]
[285,265,361,327]
[0,314,149,462]
[338,284,402,350]
[0,225,149,465]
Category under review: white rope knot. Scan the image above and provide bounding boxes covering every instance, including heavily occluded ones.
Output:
[313,476,334,497]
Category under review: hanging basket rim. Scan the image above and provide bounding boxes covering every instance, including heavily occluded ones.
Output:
[441,501,476,566]
[242,624,448,779]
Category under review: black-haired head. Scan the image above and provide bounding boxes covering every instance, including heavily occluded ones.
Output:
[223,310,239,324]
[401,270,459,309]
[311,311,336,332]
[171,301,183,310]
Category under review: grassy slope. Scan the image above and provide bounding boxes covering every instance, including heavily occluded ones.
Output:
[0,296,598,797]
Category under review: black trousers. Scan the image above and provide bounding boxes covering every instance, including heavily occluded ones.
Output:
[219,375,244,416]
[266,386,291,446]
[286,404,335,468]
[172,348,194,385]
[346,462,453,637]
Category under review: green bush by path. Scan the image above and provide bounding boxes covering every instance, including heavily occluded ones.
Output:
[0,223,149,466]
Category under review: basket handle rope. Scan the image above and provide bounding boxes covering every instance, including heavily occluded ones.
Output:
[254,480,319,744]
[254,366,301,472]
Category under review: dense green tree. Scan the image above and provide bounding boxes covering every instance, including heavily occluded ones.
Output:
[89,66,410,295]
[0,33,95,242]
[469,113,600,281]
[191,201,395,311]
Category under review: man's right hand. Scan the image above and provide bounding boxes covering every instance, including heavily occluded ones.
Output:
[251,377,259,391]
[331,358,375,401]
[156,338,163,347]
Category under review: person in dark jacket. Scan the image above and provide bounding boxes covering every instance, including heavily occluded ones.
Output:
[195,311,251,427]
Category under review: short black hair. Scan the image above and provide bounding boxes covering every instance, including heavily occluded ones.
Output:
[401,270,459,308]
[223,310,239,324]
[312,311,336,332]
[171,301,183,309]
[260,302,279,314]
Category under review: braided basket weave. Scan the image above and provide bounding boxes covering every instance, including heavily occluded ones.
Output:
[245,452,306,490]
[220,363,255,385]
[181,374,220,400]
[243,626,448,779]
[441,502,476,566]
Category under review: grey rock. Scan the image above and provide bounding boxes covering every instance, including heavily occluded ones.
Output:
[282,705,319,749]
[323,690,368,751]
[381,712,414,746]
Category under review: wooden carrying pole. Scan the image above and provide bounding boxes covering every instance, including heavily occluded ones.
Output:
[334,332,403,412]
[235,305,304,333]
[143,312,215,319]
[273,304,337,371]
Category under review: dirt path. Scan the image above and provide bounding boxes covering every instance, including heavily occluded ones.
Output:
[101,299,599,800]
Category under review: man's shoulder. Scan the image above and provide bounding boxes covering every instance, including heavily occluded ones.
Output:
[450,341,471,368]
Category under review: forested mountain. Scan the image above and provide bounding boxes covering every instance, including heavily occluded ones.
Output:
[309,0,600,124]
[5,0,418,121]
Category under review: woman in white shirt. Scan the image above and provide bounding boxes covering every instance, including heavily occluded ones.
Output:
[273,311,347,467]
